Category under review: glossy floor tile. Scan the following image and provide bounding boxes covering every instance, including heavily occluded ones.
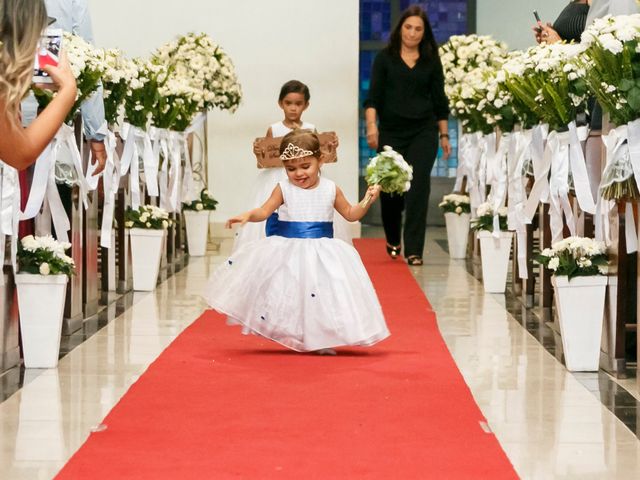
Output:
[0,229,639,479]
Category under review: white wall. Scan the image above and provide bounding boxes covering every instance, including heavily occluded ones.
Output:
[87,0,360,231]
[476,0,564,51]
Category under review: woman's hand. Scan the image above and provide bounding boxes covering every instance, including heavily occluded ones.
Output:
[440,136,451,160]
[225,212,251,229]
[41,51,77,98]
[535,24,562,44]
[366,124,379,150]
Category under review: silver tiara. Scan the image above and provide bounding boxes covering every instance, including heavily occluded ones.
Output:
[279,143,314,161]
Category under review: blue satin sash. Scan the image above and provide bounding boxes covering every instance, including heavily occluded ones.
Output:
[265,212,279,236]
[268,220,334,239]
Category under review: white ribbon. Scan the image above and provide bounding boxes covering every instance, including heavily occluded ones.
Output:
[454,133,474,191]
[568,122,595,214]
[120,123,158,209]
[100,130,121,248]
[0,162,20,286]
[507,130,534,279]
[53,123,90,210]
[547,130,576,243]
[525,124,550,222]
[180,132,199,204]
[464,132,485,218]
[151,127,172,211]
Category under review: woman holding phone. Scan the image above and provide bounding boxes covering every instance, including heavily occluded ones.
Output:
[0,0,77,170]
[533,1,591,44]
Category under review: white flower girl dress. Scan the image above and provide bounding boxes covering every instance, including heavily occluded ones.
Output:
[204,177,389,352]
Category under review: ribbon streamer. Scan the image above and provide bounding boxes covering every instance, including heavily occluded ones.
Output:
[568,122,595,214]
[100,130,122,248]
[547,130,576,243]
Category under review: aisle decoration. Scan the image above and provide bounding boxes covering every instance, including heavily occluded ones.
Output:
[439,194,471,259]
[536,237,609,371]
[15,235,75,368]
[360,146,413,207]
[182,189,218,256]
[472,203,512,294]
[125,205,172,291]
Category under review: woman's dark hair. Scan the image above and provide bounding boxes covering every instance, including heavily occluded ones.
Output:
[387,5,439,61]
[278,80,310,103]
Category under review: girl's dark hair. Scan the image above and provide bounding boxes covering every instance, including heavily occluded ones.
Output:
[278,80,310,102]
[387,5,439,61]
[279,129,320,159]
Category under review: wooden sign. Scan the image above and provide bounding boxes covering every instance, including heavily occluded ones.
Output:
[254,132,338,168]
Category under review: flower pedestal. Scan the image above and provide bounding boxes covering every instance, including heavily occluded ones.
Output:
[129,228,165,291]
[478,230,513,293]
[552,275,607,372]
[445,213,470,259]
[184,210,211,257]
[15,274,68,368]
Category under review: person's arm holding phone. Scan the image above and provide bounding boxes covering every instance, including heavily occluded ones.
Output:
[0,51,77,170]
[532,10,562,44]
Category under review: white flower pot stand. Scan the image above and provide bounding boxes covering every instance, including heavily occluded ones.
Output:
[552,275,607,372]
[129,228,166,291]
[15,274,68,368]
[444,212,470,259]
[183,210,211,257]
[478,230,513,293]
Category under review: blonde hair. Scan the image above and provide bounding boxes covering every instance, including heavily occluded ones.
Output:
[279,129,321,160]
[0,0,48,121]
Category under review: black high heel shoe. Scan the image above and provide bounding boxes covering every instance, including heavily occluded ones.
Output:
[386,243,401,260]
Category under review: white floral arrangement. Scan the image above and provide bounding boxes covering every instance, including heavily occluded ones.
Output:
[447,65,497,134]
[471,202,508,232]
[123,59,160,130]
[153,32,242,113]
[33,32,106,122]
[439,193,471,215]
[182,188,218,211]
[102,48,139,126]
[503,43,589,132]
[124,205,172,230]
[536,236,608,279]
[17,235,75,276]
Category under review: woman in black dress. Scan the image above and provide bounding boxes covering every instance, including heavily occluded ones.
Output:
[364,5,451,266]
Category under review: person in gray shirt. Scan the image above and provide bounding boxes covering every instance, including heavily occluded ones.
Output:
[587,0,639,23]
[40,0,107,174]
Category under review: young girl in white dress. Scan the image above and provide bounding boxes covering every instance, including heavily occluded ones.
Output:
[205,130,390,354]
[234,80,317,249]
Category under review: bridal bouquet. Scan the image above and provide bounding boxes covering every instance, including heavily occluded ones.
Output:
[124,205,172,230]
[536,236,608,279]
[504,43,589,132]
[361,146,413,206]
[439,194,471,215]
[471,202,508,232]
[102,48,138,126]
[17,235,75,276]
[153,32,242,113]
[33,32,106,123]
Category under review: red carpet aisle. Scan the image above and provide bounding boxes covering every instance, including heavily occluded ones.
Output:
[56,239,518,479]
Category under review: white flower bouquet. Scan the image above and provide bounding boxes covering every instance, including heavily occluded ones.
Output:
[149,62,202,132]
[360,146,413,207]
[536,236,608,279]
[153,32,242,113]
[439,193,471,215]
[17,235,75,276]
[124,205,172,229]
[471,202,508,232]
[447,66,497,134]
[33,32,105,123]
[123,59,162,130]
[580,14,640,200]
[504,43,589,132]
[102,48,138,126]
[182,188,218,211]
[499,50,543,130]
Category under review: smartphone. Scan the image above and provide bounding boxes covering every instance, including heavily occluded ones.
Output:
[33,28,62,83]
[533,10,543,32]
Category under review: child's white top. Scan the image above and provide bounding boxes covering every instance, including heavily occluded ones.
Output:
[271,121,315,137]
[278,177,335,223]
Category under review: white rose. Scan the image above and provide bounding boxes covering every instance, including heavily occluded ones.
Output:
[162,220,169,228]
[146,222,151,228]
[196,203,203,211]
[548,257,560,271]
[455,206,463,214]
[125,221,134,228]
[39,263,50,275]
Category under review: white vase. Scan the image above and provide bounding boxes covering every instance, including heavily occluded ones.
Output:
[129,228,165,291]
[444,212,470,259]
[184,210,211,257]
[478,230,513,293]
[552,275,607,372]
[15,274,68,369]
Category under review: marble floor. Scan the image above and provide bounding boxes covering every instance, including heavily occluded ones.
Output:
[0,228,639,479]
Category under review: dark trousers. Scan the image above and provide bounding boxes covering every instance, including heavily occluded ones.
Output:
[379,127,439,258]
